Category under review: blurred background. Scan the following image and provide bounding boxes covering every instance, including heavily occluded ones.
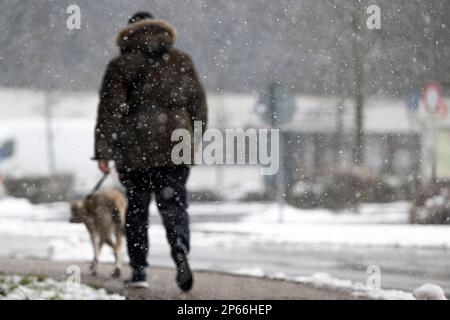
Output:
[0,0,450,298]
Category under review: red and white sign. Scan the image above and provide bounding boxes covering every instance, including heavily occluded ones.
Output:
[422,81,448,116]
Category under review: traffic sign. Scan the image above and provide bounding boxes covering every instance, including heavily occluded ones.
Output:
[0,139,15,162]
[422,81,448,116]
[405,89,420,112]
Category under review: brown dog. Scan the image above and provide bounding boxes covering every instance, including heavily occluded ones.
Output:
[70,189,127,278]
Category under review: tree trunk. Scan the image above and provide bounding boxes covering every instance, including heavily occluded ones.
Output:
[351,9,365,166]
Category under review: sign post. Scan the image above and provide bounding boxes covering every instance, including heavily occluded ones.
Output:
[258,83,296,223]
[422,81,448,184]
[404,89,421,197]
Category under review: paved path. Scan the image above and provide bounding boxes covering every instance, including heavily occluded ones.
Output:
[0,257,358,300]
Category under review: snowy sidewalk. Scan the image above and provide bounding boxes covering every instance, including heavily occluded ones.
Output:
[0,257,359,300]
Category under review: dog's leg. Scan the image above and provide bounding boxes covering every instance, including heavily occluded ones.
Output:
[111,229,123,278]
[90,234,102,276]
[111,248,122,278]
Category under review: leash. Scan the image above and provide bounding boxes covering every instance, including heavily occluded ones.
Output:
[86,171,110,200]
[84,170,123,227]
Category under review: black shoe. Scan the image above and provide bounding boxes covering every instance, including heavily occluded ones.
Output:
[124,269,148,289]
[175,252,193,292]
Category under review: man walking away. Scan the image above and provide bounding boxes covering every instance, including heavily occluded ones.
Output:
[93,12,207,291]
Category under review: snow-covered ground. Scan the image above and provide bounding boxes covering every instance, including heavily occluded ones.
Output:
[0,197,449,299]
[194,202,450,248]
[0,274,125,300]
[231,268,416,300]
[2,198,442,262]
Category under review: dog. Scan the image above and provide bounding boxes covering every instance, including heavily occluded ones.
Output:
[70,189,127,278]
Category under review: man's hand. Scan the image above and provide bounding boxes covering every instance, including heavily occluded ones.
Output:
[98,160,110,174]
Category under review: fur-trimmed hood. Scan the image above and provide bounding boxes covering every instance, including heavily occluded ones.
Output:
[116,19,177,53]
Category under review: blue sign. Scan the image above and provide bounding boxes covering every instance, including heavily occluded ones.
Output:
[405,89,420,112]
[0,140,14,162]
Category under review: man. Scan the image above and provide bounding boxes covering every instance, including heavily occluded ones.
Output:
[93,12,207,291]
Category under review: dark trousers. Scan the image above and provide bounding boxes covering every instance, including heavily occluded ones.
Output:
[118,166,190,270]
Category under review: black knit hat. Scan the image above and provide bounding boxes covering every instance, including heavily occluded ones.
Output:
[128,11,154,24]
